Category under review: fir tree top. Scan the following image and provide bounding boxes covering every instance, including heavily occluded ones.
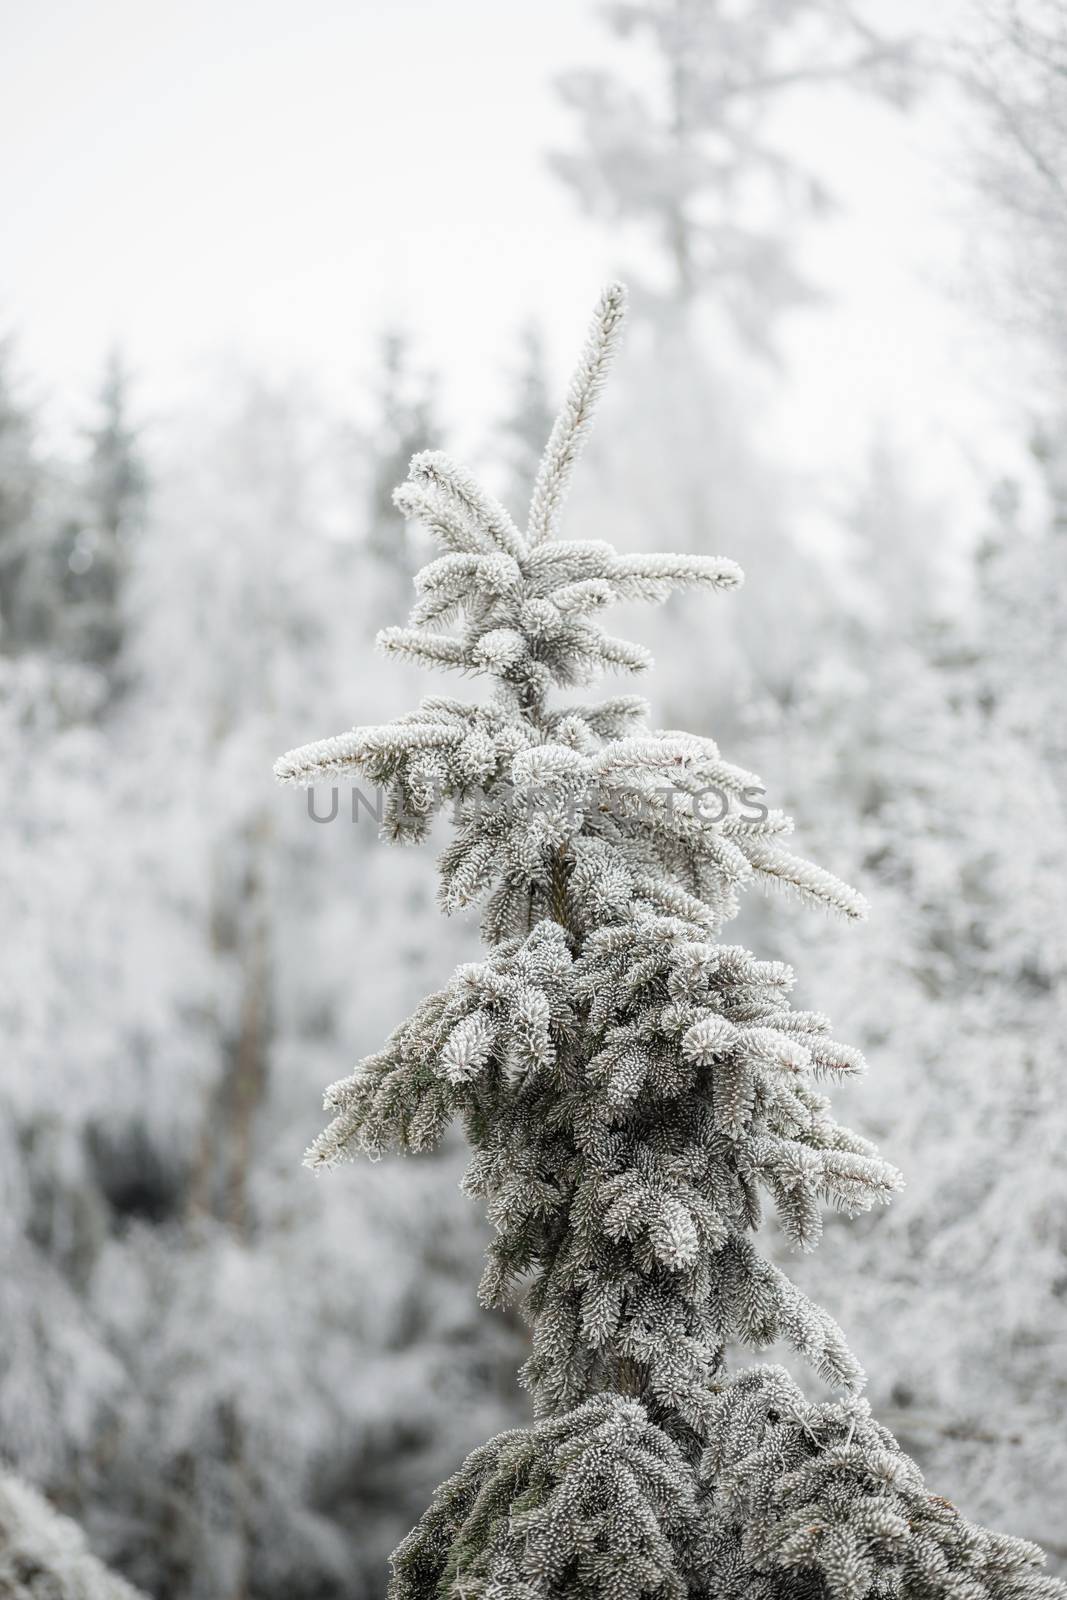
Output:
[275,287,1065,1600]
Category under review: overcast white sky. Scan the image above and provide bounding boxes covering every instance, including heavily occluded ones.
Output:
[0,0,1036,530]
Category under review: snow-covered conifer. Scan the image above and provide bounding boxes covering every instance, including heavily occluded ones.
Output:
[0,341,55,654]
[59,350,146,676]
[361,330,439,624]
[276,286,1065,1599]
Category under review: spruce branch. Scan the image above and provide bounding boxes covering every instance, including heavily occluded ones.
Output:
[527,280,628,547]
[406,449,526,561]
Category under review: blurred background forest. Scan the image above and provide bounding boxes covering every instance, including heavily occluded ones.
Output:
[1,0,1065,1595]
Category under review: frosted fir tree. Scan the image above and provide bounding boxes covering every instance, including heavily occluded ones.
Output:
[362,330,440,624]
[275,287,1065,1600]
[60,348,147,677]
[0,339,54,654]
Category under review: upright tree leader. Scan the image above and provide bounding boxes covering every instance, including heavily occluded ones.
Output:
[276,285,1065,1600]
